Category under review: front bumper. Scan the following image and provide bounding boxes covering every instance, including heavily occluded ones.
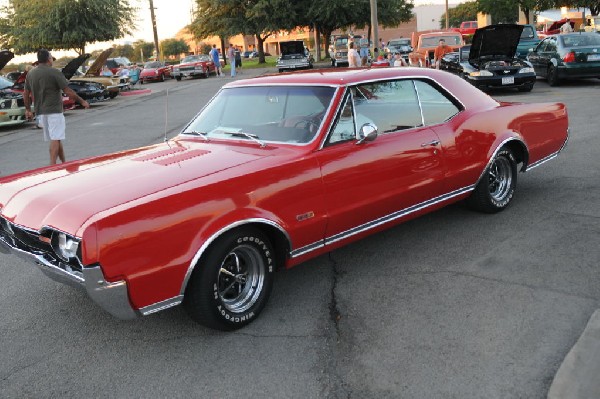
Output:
[0,219,138,320]
[467,74,536,89]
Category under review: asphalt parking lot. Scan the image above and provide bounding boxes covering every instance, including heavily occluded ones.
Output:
[0,69,599,398]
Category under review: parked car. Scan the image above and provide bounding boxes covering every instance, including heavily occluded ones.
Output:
[276,41,314,72]
[385,38,412,63]
[11,70,78,111]
[106,57,132,74]
[248,51,271,59]
[243,51,252,58]
[139,61,172,83]
[172,54,216,80]
[0,68,569,331]
[70,48,124,98]
[440,24,537,92]
[516,24,541,59]
[0,50,27,126]
[527,32,600,86]
[408,31,463,67]
[61,53,110,103]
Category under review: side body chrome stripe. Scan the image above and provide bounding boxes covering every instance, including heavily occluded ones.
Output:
[290,184,475,258]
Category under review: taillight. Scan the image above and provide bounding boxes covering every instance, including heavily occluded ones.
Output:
[563,51,576,63]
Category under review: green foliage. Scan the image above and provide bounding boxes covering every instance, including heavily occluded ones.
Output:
[0,0,136,55]
[132,40,155,63]
[200,43,212,55]
[161,38,190,57]
[114,44,135,60]
[441,1,478,28]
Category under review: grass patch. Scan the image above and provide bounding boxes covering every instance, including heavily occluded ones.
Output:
[223,56,277,71]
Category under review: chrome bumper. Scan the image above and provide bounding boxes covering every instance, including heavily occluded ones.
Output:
[0,232,138,320]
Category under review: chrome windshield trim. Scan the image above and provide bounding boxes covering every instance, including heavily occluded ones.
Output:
[290,184,474,259]
[180,218,291,296]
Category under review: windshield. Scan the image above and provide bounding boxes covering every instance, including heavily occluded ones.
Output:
[182,55,208,63]
[144,61,162,68]
[521,25,535,39]
[421,35,462,47]
[388,39,410,47]
[0,76,13,89]
[182,86,336,144]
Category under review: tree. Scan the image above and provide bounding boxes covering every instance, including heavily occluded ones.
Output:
[0,0,136,55]
[161,38,190,58]
[441,1,479,28]
[133,40,155,63]
[114,44,135,60]
[476,0,546,24]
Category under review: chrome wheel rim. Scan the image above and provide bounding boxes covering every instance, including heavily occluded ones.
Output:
[488,156,512,201]
[217,245,265,313]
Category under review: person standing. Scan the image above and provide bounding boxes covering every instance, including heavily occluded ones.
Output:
[348,42,361,68]
[227,44,236,77]
[209,44,221,76]
[433,39,452,69]
[393,53,407,67]
[560,18,574,34]
[24,49,90,165]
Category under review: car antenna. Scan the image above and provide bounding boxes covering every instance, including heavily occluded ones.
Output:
[164,88,169,143]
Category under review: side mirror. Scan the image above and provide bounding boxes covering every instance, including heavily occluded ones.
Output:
[356,123,378,144]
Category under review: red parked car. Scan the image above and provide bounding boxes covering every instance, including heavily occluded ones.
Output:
[0,68,569,331]
[139,61,172,83]
[171,54,216,80]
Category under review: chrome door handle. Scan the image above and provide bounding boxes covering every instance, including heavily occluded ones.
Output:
[420,140,440,147]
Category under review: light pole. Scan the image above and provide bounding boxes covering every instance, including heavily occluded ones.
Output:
[370,0,378,56]
[149,0,160,60]
[445,0,449,29]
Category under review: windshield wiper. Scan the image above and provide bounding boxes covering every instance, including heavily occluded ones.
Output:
[182,131,209,141]
[223,131,266,148]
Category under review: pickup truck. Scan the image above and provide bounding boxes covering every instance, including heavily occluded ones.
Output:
[452,21,478,36]
[516,24,540,59]
[408,31,463,67]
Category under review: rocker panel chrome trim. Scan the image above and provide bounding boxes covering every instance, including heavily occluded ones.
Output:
[290,184,474,258]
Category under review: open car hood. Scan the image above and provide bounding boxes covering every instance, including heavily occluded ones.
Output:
[0,50,14,71]
[470,24,523,61]
[62,53,91,80]
[279,41,305,56]
[86,48,113,76]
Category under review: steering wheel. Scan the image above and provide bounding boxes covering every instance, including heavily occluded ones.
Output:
[293,119,320,133]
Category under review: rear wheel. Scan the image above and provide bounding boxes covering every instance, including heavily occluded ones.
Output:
[175,75,182,81]
[467,148,517,213]
[547,64,560,86]
[184,227,275,331]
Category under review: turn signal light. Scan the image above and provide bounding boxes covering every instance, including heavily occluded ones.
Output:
[563,52,576,63]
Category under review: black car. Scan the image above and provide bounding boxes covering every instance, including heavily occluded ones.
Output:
[62,54,110,102]
[440,24,537,92]
[527,32,600,86]
[385,38,412,63]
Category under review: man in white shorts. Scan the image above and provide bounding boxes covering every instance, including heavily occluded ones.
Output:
[24,49,90,165]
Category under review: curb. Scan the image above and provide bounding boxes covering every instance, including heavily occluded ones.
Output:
[120,89,152,96]
[548,309,600,399]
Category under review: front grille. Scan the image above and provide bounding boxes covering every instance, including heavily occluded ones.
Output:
[0,216,82,274]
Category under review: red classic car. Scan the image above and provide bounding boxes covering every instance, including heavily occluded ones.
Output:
[172,54,216,80]
[139,61,172,83]
[0,68,569,331]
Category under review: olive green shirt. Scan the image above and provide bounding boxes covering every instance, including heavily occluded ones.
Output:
[24,64,69,115]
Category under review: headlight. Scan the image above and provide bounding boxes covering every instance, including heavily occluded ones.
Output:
[470,70,493,77]
[518,67,534,74]
[51,231,80,262]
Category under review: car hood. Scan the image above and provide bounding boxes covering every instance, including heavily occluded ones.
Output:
[470,24,523,61]
[86,48,113,76]
[0,50,14,71]
[0,139,268,235]
[279,41,305,56]
[62,53,91,80]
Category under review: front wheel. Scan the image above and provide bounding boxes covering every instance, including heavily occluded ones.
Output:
[160,74,165,82]
[184,227,275,330]
[175,76,182,81]
[467,148,517,213]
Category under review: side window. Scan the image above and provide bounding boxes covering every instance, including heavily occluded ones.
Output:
[414,80,461,125]
[329,94,357,144]
[352,80,422,133]
[547,38,557,52]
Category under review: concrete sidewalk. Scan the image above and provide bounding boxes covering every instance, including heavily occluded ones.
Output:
[548,309,600,398]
